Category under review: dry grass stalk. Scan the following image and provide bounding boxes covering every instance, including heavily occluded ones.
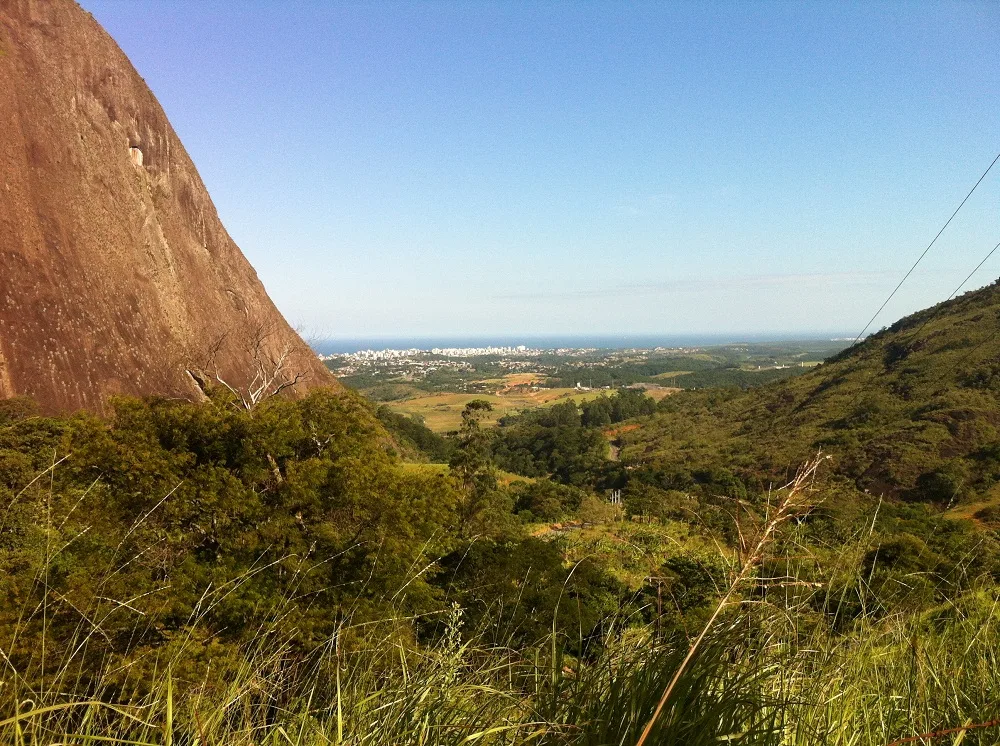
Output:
[886,718,1000,745]
[635,452,828,746]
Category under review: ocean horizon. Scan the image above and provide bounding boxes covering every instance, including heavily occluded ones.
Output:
[310,332,853,355]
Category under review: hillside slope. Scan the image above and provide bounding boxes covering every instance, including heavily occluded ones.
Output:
[0,0,335,412]
[621,279,1000,505]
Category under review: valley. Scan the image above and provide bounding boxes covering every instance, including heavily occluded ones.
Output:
[327,338,848,432]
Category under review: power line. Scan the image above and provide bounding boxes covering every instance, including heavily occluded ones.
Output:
[764,150,1000,427]
[943,238,1000,304]
[837,237,1000,415]
[834,235,1000,418]
[853,151,1000,344]
[660,152,1000,432]
[898,237,1000,346]
[889,239,1000,393]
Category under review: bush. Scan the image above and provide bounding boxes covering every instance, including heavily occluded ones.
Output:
[511,479,587,520]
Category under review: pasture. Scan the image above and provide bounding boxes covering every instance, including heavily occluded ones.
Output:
[384,386,608,432]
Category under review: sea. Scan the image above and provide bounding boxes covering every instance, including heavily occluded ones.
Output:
[310,333,849,355]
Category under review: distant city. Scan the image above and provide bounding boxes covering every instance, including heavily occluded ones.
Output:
[318,343,745,366]
[322,345,538,362]
[311,333,853,356]
[319,345,599,377]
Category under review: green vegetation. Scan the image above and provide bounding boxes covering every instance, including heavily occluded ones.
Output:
[373,388,606,434]
[580,388,658,425]
[491,401,610,486]
[656,365,806,389]
[540,344,837,391]
[5,416,1000,744]
[374,404,455,461]
[621,280,1000,510]
[542,356,720,389]
[7,285,1000,743]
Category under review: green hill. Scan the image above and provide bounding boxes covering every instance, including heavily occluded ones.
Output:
[621,279,1000,509]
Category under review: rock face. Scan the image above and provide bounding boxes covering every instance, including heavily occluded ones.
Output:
[0,0,336,413]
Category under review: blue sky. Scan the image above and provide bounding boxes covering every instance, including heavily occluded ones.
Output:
[84,1,999,339]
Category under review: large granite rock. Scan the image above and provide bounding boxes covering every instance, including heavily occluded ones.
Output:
[0,0,336,412]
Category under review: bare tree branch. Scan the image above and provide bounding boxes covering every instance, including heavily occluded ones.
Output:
[196,319,311,411]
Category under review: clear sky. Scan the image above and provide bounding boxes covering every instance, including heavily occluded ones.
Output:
[83,0,999,340]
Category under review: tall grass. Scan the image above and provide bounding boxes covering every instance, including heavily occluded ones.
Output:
[0,614,789,745]
[3,455,1000,745]
[787,590,1000,745]
[8,596,1000,745]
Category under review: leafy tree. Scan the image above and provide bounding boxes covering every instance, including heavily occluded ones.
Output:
[449,400,515,537]
[511,479,587,521]
[0,390,465,687]
[581,397,613,427]
[623,482,690,523]
[610,388,657,420]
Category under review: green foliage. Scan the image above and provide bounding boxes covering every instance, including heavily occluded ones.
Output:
[492,403,604,484]
[375,404,455,462]
[511,479,588,521]
[449,400,517,537]
[440,537,628,648]
[4,379,1000,744]
[491,390,658,486]
[657,553,729,617]
[672,365,807,389]
[545,357,719,389]
[624,281,1000,511]
[580,388,657,426]
[623,482,692,523]
[0,390,463,688]
[7,285,1000,743]
[540,341,846,391]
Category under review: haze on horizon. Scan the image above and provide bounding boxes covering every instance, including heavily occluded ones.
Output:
[84,0,999,341]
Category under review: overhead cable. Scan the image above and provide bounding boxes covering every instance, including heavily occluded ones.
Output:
[853,151,1000,344]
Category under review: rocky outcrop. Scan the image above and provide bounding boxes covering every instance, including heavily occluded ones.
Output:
[0,0,336,412]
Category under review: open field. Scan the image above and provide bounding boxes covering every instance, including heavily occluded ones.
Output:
[653,370,693,380]
[632,383,681,401]
[385,387,608,432]
[399,461,533,485]
[945,483,1000,524]
[478,372,548,391]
